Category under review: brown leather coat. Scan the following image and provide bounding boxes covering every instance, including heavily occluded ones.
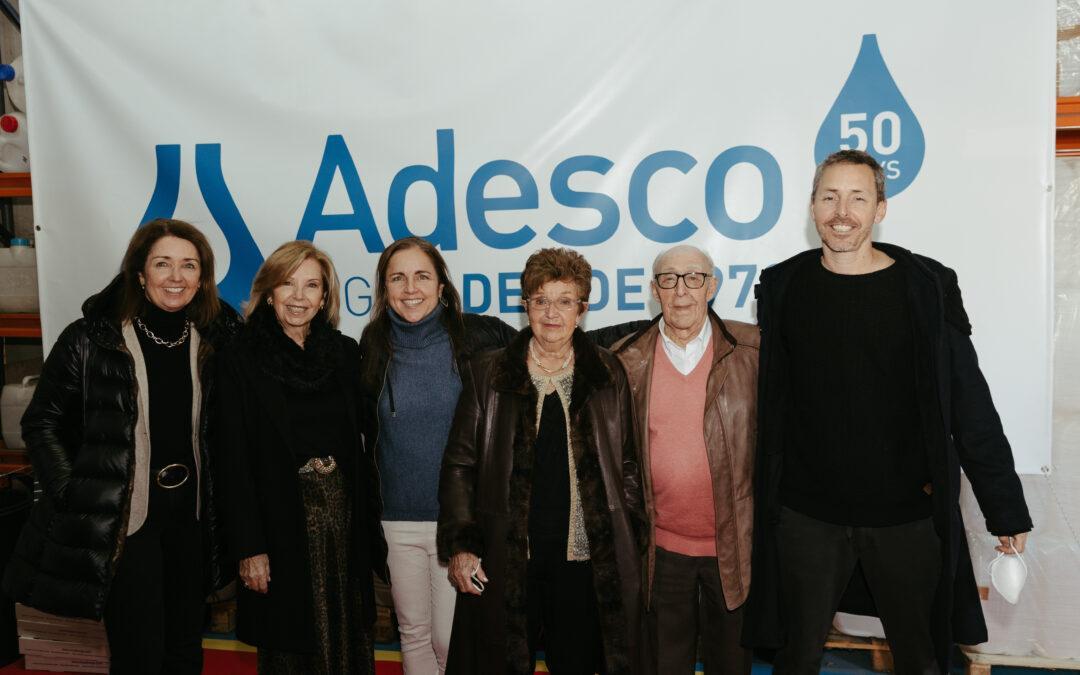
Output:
[437,328,647,675]
[613,312,759,611]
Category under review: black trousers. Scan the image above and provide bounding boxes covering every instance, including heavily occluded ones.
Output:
[104,477,204,675]
[526,549,603,675]
[649,547,751,675]
[773,506,941,675]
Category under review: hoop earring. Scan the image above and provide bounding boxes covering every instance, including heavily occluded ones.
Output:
[267,297,273,306]
[439,295,448,308]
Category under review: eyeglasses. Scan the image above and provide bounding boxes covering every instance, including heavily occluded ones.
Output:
[653,272,712,290]
[523,296,583,312]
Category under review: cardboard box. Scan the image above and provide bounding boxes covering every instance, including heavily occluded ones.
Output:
[22,653,109,673]
[18,637,108,658]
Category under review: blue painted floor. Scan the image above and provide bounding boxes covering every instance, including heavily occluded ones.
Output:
[740,648,1046,674]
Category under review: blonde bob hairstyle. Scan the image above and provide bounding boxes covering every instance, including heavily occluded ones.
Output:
[245,240,341,327]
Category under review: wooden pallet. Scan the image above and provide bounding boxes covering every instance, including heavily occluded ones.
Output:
[962,648,1080,675]
[826,631,894,672]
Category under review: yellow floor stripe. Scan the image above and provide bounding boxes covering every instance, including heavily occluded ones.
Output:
[200,639,574,672]
[202,638,256,653]
[202,639,406,664]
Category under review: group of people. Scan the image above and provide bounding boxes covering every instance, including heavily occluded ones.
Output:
[1,149,1031,675]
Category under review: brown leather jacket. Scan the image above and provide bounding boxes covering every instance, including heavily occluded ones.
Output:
[437,328,647,675]
[613,312,759,610]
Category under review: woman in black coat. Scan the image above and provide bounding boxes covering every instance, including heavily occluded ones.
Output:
[218,241,386,674]
[3,219,241,674]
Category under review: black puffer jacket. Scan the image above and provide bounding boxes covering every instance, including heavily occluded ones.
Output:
[1,276,241,619]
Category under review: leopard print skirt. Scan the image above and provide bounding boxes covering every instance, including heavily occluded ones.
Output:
[257,466,375,674]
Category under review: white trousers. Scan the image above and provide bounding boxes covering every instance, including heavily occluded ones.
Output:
[382,520,457,675]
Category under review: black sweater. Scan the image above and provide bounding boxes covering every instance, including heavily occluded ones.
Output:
[135,303,193,470]
[779,259,932,526]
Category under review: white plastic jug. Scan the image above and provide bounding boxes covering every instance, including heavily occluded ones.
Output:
[0,238,38,312]
[1,375,38,449]
[0,55,26,112]
[8,238,33,265]
[0,111,30,172]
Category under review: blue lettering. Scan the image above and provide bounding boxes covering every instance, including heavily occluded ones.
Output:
[140,144,181,225]
[628,150,698,243]
[498,272,526,313]
[344,275,372,317]
[297,135,385,252]
[462,273,492,313]
[194,144,264,311]
[549,155,619,246]
[617,268,646,311]
[387,129,457,250]
[728,264,757,308]
[466,160,538,249]
[704,146,782,241]
[589,269,609,311]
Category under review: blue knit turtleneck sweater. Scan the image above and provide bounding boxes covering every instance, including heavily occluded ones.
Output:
[377,305,463,521]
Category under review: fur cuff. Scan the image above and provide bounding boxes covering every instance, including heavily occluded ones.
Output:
[436,521,485,562]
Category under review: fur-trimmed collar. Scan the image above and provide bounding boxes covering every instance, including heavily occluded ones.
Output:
[497,327,633,674]
[242,306,343,391]
[491,327,613,413]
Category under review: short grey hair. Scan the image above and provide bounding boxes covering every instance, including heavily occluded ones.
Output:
[652,244,715,275]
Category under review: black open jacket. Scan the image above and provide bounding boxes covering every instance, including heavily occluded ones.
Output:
[217,312,386,653]
[2,276,241,619]
[742,243,1032,671]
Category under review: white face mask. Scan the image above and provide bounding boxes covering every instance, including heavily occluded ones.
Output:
[988,546,1028,604]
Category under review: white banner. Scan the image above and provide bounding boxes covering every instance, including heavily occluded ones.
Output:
[21,1,1055,472]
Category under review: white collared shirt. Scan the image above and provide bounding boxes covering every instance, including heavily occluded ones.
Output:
[657,316,712,375]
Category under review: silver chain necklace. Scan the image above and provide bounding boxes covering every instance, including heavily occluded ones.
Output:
[135,317,191,349]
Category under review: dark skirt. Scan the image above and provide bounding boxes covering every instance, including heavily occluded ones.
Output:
[257,467,374,674]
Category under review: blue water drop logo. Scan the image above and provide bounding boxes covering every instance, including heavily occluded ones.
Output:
[814,34,925,198]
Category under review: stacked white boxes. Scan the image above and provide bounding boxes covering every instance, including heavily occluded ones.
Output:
[14,604,108,673]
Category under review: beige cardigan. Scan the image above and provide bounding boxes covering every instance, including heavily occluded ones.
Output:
[121,322,203,534]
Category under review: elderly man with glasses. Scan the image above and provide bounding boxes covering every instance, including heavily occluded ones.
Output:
[612,244,759,675]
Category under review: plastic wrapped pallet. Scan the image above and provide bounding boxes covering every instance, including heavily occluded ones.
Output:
[1060,0,1080,95]
[959,157,1080,662]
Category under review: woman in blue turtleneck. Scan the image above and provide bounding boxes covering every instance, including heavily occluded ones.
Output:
[359,237,515,674]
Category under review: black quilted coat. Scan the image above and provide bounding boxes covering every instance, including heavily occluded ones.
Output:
[1,276,241,619]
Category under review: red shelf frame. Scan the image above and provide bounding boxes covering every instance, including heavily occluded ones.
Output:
[0,313,42,338]
[0,172,31,198]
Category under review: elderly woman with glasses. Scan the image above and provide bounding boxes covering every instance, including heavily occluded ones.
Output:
[437,247,647,675]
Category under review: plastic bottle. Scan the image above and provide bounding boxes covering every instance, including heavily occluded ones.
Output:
[0,111,30,172]
[0,237,37,312]
[0,55,26,112]
[9,237,34,266]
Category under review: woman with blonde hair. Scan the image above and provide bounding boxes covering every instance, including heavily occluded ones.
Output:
[219,240,386,674]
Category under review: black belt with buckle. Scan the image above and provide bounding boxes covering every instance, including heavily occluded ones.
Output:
[155,463,191,489]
